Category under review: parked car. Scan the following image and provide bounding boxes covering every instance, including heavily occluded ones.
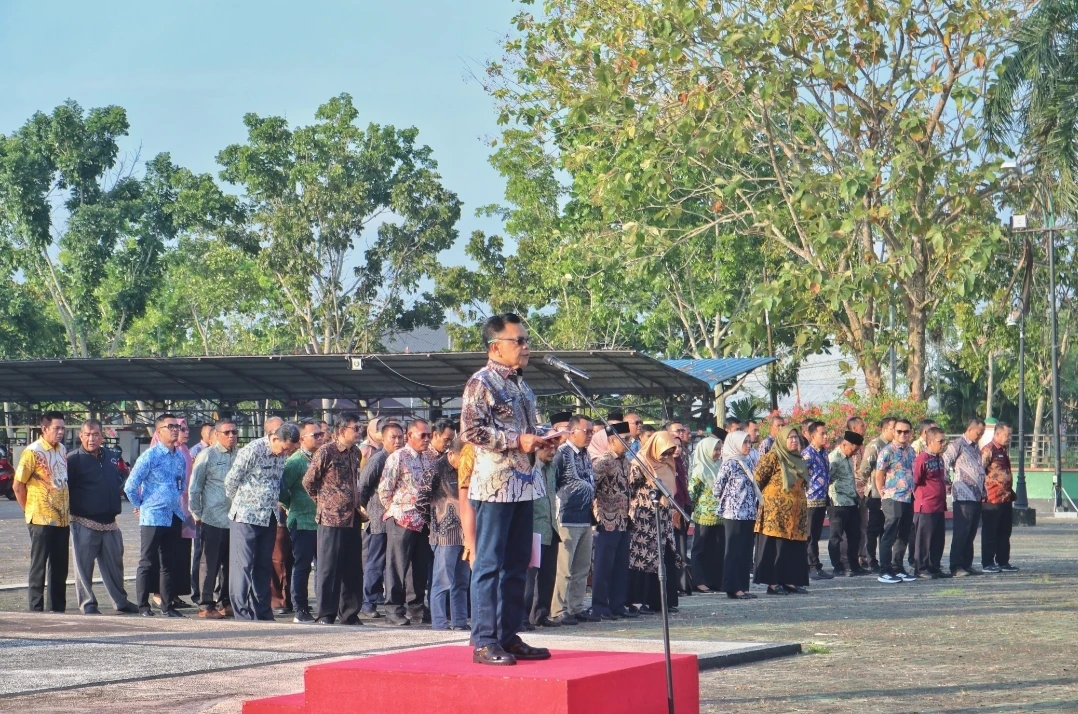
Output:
[0,445,15,500]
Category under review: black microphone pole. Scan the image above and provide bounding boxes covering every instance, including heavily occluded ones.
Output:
[556,369,679,714]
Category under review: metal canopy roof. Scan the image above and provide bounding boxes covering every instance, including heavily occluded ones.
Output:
[0,351,711,403]
[662,356,778,389]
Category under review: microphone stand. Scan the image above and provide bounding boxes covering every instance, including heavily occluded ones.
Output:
[557,371,686,714]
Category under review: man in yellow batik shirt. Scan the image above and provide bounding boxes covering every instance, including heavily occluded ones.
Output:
[14,410,71,612]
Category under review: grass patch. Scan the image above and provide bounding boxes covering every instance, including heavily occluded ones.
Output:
[1033,574,1053,585]
[805,643,832,655]
[938,588,966,596]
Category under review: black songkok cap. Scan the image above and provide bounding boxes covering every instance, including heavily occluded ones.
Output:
[608,421,632,436]
[549,411,573,426]
[714,427,729,442]
[844,430,864,446]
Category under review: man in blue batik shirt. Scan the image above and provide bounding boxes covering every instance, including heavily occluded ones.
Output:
[125,413,188,617]
[801,421,834,581]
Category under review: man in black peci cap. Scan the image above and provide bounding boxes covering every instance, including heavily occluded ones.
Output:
[827,431,868,577]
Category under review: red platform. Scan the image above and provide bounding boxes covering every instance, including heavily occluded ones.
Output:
[244,645,699,714]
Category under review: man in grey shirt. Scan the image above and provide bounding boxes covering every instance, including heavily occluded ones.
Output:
[189,419,239,618]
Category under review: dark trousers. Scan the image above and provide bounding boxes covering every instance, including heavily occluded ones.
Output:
[289,527,317,612]
[865,497,885,564]
[524,541,558,624]
[674,523,692,593]
[827,506,861,571]
[807,506,827,569]
[982,502,1013,567]
[950,501,982,573]
[229,519,276,621]
[197,523,230,610]
[136,517,182,610]
[879,500,913,575]
[912,511,945,572]
[27,524,70,612]
[315,522,363,623]
[270,524,293,610]
[721,519,754,594]
[384,518,428,618]
[362,529,387,611]
[689,523,724,590]
[191,527,203,601]
[471,500,532,648]
[592,528,630,616]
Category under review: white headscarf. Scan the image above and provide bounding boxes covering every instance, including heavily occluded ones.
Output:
[721,431,751,467]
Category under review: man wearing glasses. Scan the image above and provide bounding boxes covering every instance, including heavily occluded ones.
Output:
[188,419,240,619]
[461,313,553,665]
[125,413,188,617]
[379,419,438,625]
[551,414,597,625]
[873,418,918,584]
[303,413,365,625]
[623,413,644,454]
[944,418,988,577]
[279,419,325,622]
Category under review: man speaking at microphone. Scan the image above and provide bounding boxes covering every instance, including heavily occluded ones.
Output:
[461,313,552,665]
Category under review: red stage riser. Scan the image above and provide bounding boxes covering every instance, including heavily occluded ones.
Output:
[244,646,700,714]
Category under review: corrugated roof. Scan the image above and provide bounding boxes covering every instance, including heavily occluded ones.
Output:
[0,351,711,403]
[663,357,778,388]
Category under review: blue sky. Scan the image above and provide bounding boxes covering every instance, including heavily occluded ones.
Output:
[0,0,520,265]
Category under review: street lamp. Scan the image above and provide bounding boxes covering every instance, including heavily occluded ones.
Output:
[1006,215,1032,522]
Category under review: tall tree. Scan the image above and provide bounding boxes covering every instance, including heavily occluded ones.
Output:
[489,0,1017,398]
[217,93,462,354]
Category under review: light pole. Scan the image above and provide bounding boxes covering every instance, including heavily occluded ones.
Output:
[1006,218,1034,524]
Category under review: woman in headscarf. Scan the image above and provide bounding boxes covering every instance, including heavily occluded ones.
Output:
[688,435,723,593]
[753,425,811,595]
[627,431,683,613]
[713,430,761,599]
[147,417,196,610]
[587,425,610,462]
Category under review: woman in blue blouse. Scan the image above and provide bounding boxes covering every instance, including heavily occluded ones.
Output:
[713,431,761,599]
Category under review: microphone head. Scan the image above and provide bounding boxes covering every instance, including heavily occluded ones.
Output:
[543,354,559,366]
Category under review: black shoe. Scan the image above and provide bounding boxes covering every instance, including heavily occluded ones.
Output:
[503,639,551,660]
[164,608,186,618]
[82,607,101,615]
[521,620,536,631]
[115,604,140,614]
[811,568,834,580]
[598,612,621,621]
[626,605,642,615]
[171,599,194,609]
[139,608,155,617]
[534,616,561,628]
[473,644,516,666]
[637,605,660,615]
[386,613,411,626]
[849,568,870,577]
[553,614,579,626]
[766,587,788,595]
[615,609,639,619]
[359,609,384,619]
[293,609,315,623]
[668,606,680,613]
[782,585,809,594]
[314,616,335,625]
[273,606,293,616]
[869,561,881,573]
[832,569,851,578]
[576,610,601,623]
[1000,564,1020,572]
[339,617,364,626]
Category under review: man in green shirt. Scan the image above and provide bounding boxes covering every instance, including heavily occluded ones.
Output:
[279,420,325,623]
[189,419,239,619]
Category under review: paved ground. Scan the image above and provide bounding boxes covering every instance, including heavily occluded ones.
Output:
[0,499,1075,713]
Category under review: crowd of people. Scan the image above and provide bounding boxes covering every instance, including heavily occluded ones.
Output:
[11,313,1020,665]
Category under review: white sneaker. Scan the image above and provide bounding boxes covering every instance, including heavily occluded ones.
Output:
[877,573,902,584]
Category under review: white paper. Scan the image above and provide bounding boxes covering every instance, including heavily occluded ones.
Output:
[530,532,542,568]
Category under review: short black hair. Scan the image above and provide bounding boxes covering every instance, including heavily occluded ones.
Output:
[640,424,657,435]
[434,417,456,435]
[447,437,466,455]
[995,421,1011,431]
[967,417,986,430]
[808,420,826,436]
[725,417,742,429]
[483,312,523,346]
[335,411,362,430]
[880,416,898,429]
[926,426,945,441]
[274,422,301,443]
[895,418,912,429]
[568,414,592,430]
[81,418,103,430]
[155,413,177,429]
[408,418,430,435]
[663,422,682,431]
[40,410,65,427]
[381,421,404,437]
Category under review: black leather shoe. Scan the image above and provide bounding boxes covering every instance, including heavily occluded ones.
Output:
[339,617,364,626]
[614,609,639,618]
[534,616,561,628]
[115,604,140,614]
[553,614,578,626]
[139,608,155,617]
[576,610,601,623]
[473,644,516,666]
[273,606,293,616]
[359,609,384,619]
[82,607,101,615]
[503,639,551,660]
[598,612,620,621]
[386,613,411,626]
[315,616,335,625]
[164,608,186,618]
[521,620,536,631]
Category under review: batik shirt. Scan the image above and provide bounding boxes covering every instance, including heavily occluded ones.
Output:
[758,435,776,456]
[981,442,1015,505]
[125,443,186,527]
[593,451,631,531]
[416,454,464,546]
[943,436,986,502]
[379,444,436,532]
[827,447,859,507]
[460,358,545,503]
[713,459,760,521]
[801,445,831,507]
[224,438,288,527]
[875,442,916,503]
[303,442,361,528]
[15,438,69,526]
[189,444,236,529]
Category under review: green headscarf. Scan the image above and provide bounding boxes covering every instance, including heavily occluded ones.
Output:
[774,425,810,492]
[690,436,722,489]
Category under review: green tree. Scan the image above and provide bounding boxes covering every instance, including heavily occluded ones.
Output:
[489,0,1017,398]
[217,93,462,354]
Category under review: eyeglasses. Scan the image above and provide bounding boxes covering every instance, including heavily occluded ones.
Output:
[218,429,239,436]
[896,429,911,435]
[628,420,643,426]
[180,427,189,432]
[161,424,181,432]
[310,431,325,438]
[488,336,530,347]
[416,432,433,439]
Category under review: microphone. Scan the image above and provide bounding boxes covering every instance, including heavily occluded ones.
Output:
[543,354,591,381]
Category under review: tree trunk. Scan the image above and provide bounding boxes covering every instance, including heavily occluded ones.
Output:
[1032,394,1045,468]
[905,302,927,401]
[862,355,884,397]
